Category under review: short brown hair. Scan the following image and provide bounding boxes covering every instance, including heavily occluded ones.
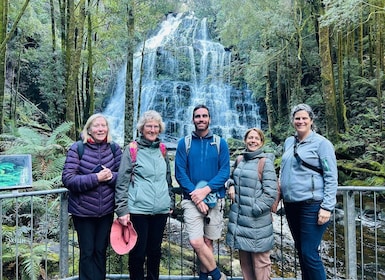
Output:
[243,128,265,144]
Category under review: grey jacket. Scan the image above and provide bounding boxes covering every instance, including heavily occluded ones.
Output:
[280,131,338,211]
[226,149,277,253]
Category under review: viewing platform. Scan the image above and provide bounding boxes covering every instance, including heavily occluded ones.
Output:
[1,186,384,280]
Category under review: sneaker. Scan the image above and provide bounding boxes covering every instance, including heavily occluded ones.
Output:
[219,272,227,280]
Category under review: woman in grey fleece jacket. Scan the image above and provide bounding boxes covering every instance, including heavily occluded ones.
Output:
[226,128,277,280]
[280,104,338,280]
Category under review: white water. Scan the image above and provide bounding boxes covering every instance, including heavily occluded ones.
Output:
[104,12,261,146]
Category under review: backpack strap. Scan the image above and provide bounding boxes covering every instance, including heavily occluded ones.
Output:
[257,157,266,182]
[184,135,192,155]
[185,134,220,155]
[160,142,167,157]
[213,134,220,154]
[128,141,167,183]
[129,141,166,163]
[235,155,243,166]
[77,140,117,160]
[128,141,138,163]
[235,155,265,182]
[76,140,84,159]
[110,141,117,157]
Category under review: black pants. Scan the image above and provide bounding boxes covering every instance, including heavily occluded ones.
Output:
[73,213,114,280]
[129,213,168,280]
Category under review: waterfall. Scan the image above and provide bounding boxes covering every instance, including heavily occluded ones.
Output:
[104,12,261,146]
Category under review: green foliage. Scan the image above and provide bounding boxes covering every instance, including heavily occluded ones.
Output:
[319,0,364,29]
[38,53,66,127]
[2,224,60,280]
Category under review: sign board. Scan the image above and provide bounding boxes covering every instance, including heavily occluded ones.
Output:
[0,154,33,190]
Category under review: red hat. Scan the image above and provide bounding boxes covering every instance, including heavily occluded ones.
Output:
[110,219,138,255]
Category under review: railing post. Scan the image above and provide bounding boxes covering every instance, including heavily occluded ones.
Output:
[59,192,69,278]
[343,190,357,279]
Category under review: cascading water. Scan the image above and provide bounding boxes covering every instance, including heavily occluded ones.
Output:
[104,12,262,146]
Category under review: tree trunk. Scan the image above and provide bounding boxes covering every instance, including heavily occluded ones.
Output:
[65,0,86,138]
[265,68,273,139]
[375,12,383,132]
[276,60,283,120]
[0,0,7,134]
[337,31,349,132]
[0,0,30,133]
[124,1,135,145]
[50,0,56,53]
[319,20,339,141]
[85,0,94,121]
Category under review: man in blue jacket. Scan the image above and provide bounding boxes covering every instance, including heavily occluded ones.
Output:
[175,104,230,280]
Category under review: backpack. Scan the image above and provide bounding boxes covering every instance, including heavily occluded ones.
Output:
[128,141,167,183]
[128,141,167,163]
[235,155,281,213]
[77,140,117,160]
[184,134,220,155]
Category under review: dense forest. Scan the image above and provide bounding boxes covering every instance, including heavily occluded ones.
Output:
[1,0,385,189]
[0,1,385,279]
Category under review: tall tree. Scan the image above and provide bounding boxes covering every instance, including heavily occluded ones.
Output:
[84,0,95,121]
[0,0,30,133]
[374,7,384,132]
[316,2,339,141]
[64,0,86,138]
[124,0,134,145]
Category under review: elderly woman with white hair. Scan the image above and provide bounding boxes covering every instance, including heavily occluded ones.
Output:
[279,104,338,280]
[115,110,174,280]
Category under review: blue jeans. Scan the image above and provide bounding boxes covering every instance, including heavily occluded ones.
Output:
[284,200,329,280]
[129,213,168,280]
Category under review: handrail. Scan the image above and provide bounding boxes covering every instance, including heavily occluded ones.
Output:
[0,186,384,279]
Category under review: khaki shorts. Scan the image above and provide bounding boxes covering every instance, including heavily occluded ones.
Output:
[182,198,224,241]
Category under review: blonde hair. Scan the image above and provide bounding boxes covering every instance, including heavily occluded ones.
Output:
[81,113,112,143]
[243,128,265,144]
[137,110,165,134]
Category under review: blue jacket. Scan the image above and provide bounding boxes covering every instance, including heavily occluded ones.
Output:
[62,141,122,217]
[175,131,230,199]
[280,131,338,211]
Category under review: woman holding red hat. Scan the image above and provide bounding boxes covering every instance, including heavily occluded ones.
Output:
[115,110,174,280]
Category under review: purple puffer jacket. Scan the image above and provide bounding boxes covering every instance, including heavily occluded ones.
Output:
[62,141,122,217]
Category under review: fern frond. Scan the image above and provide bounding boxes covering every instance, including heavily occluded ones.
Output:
[16,127,44,146]
[46,121,74,148]
[22,254,41,280]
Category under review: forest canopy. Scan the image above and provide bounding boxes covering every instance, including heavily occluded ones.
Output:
[0,0,385,188]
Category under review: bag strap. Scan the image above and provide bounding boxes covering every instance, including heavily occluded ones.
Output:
[128,141,138,163]
[185,134,220,155]
[293,138,324,175]
[257,157,266,182]
[77,140,117,160]
[235,155,266,183]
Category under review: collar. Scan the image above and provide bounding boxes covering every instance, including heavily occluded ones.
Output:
[192,130,214,139]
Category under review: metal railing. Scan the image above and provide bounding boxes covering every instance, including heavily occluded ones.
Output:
[1,186,384,280]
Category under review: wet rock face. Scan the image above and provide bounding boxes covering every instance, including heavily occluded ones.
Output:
[105,12,264,145]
